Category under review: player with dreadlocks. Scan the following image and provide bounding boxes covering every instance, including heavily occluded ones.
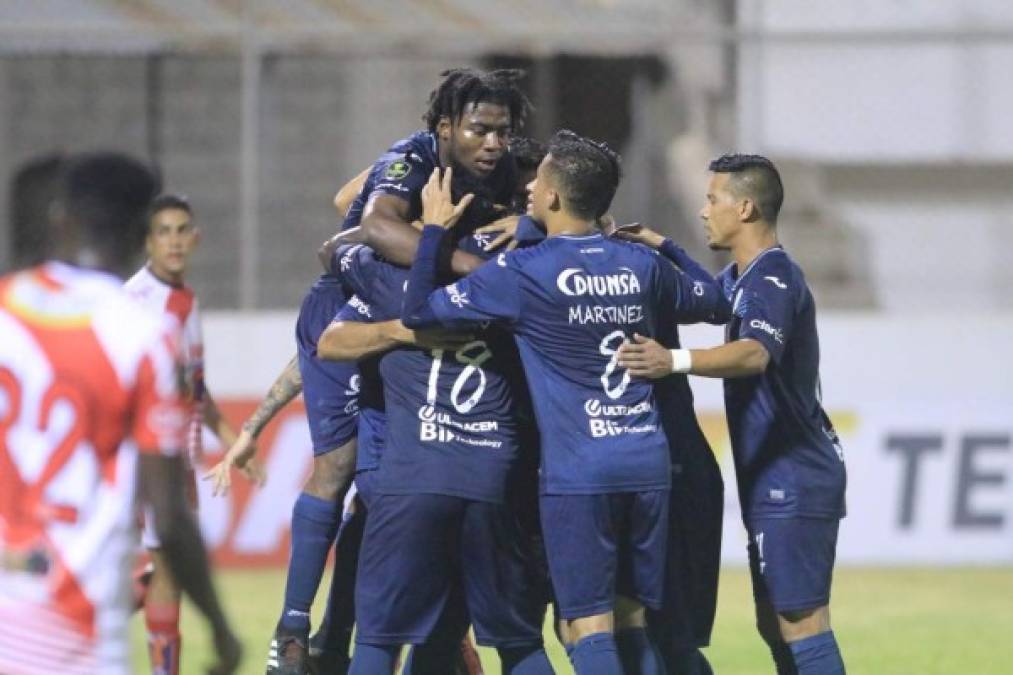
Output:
[349,67,531,270]
[309,68,557,674]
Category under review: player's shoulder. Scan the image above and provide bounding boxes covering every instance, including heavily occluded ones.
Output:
[375,131,436,179]
[123,265,156,295]
[334,242,375,271]
[744,247,805,293]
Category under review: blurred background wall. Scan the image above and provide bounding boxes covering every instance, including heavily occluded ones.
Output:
[1,0,1011,566]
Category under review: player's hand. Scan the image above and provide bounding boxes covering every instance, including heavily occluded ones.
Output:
[207,623,242,675]
[202,429,266,497]
[609,222,666,249]
[421,167,474,229]
[475,215,521,251]
[617,333,673,379]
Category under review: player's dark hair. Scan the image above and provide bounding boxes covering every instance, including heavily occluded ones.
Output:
[423,68,532,133]
[708,153,784,223]
[60,152,160,264]
[10,153,66,267]
[150,193,192,218]
[510,136,546,172]
[545,129,622,221]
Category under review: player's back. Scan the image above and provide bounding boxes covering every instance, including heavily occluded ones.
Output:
[503,233,673,494]
[0,262,182,674]
[719,247,846,518]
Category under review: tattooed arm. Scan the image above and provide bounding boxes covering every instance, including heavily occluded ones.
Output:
[203,355,302,496]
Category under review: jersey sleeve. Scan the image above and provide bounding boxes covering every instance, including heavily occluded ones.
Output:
[368,152,431,203]
[329,243,375,296]
[132,327,187,456]
[733,258,797,364]
[333,292,403,325]
[655,246,731,325]
[403,226,522,330]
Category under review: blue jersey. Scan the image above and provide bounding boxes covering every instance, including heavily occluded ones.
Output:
[339,133,522,503]
[331,243,523,504]
[718,247,846,519]
[377,228,522,504]
[342,130,516,233]
[405,228,730,495]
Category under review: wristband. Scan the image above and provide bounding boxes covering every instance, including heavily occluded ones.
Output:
[670,348,692,374]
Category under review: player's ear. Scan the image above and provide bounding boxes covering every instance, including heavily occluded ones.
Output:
[437,116,452,141]
[191,227,202,249]
[739,198,759,222]
[548,188,562,213]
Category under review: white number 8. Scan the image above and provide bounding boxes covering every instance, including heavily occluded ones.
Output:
[599,330,631,400]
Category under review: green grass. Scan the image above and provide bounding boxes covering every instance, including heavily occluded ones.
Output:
[131,567,1013,674]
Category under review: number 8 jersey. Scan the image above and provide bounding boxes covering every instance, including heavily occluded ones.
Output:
[405,231,730,495]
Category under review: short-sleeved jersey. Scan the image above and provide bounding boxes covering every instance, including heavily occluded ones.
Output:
[0,262,185,674]
[406,229,730,495]
[124,265,204,461]
[717,247,846,519]
[342,130,516,233]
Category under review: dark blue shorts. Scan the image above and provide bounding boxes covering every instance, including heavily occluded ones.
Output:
[296,278,359,455]
[650,450,724,650]
[540,490,670,620]
[354,493,546,647]
[746,516,840,613]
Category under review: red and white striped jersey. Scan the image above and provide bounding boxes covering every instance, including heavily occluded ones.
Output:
[0,262,185,675]
[124,265,205,463]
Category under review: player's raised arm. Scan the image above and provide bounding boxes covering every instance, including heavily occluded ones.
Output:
[613,223,730,325]
[360,192,483,274]
[403,168,521,329]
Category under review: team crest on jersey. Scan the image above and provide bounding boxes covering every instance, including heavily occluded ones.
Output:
[384,160,412,180]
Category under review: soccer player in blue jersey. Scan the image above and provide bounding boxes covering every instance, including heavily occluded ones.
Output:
[402,130,731,675]
[323,69,547,675]
[204,199,367,675]
[618,154,848,675]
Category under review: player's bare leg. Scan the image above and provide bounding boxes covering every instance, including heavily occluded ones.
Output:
[269,439,356,675]
[778,605,843,675]
[756,599,845,674]
[779,604,832,642]
[614,596,666,675]
[145,549,183,675]
[755,598,797,674]
[564,612,620,674]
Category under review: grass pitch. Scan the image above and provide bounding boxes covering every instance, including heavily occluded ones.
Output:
[131,566,1013,674]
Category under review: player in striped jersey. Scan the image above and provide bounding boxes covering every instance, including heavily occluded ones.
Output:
[125,193,263,675]
[0,152,239,675]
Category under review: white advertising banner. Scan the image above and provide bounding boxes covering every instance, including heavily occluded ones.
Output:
[201,312,1013,566]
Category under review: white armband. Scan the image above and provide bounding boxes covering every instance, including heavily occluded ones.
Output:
[670,349,693,374]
